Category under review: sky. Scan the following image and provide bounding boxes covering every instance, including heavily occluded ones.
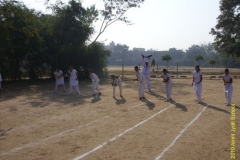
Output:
[20,0,221,51]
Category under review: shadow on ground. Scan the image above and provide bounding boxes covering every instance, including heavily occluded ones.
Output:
[199,102,230,114]
[114,97,126,105]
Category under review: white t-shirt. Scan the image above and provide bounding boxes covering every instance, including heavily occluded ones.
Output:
[162,73,172,84]
[68,69,78,86]
[90,73,99,83]
[142,59,151,74]
[114,77,122,86]
[223,73,233,89]
[137,70,145,82]
[54,70,64,85]
[193,70,202,84]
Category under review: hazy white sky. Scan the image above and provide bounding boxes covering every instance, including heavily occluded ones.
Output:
[21,0,220,51]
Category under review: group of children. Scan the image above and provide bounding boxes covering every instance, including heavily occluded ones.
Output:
[133,65,173,101]
[54,65,101,96]
[53,61,234,106]
[191,65,233,106]
[134,64,234,106]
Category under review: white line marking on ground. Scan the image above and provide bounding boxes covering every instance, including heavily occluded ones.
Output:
[154,105,209,160]
[73,103,176,160]
[0,99,155,156]
[1,92,222,157]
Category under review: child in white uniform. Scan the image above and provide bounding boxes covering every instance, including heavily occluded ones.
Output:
[141,54,152,92]
[223,68,233,106]
[54,68,65,93]
[192,65,202,103]
[88,69,101,96]
[68,65,80,94]
[162,69,172,101]
[133,66,145,100]
[111,75,123,98]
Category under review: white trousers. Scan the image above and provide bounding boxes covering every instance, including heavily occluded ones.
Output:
[139,81,145,98]
[165,82,172,100]
[194,83,202,102]
[143,73,151,91]
[113,84,122,97]
[225,85,233,105]
[92,82,100,94]
[69,85,80,94]
[55,83,65,92]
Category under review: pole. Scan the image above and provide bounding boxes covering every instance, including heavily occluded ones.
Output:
[177,64,178,77]
[122,64,124,77]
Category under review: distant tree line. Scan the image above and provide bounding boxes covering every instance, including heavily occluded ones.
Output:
[107,42,240,68]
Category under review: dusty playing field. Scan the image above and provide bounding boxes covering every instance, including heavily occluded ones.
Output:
[0,77,239,160]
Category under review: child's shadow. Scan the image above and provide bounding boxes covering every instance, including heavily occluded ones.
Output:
[142,98,155,110]
[114,97,126,105]
[91,96,101,103]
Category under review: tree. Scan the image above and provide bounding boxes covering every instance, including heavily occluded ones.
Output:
[195,54,204,65]
[208,59,216,73]
[210,0,240,57]
[151,58,155,71]
[85,42,110,75]
[113,43,129,62]
[0,0,42,80]
[161,54,172,69]
[183,45,206,66]
[92,0,144,43]
[49,0,98,68]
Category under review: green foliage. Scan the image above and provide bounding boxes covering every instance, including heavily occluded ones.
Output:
[208,59,216,73]
[195,54,204,65]
[161,54,172,68]
[210,0,240,57]
[151,58,155,67]
[50,0,97,67]
[0,0,42,80]
[85,42,110,75]
[151,58,155,71]
[161,54,172,62]
[0,0,110,80]
[208,59,216,65]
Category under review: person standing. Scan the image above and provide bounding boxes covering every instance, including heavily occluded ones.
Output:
[223,68,233,106]
[162,69,172,102]
[88,69,101,96]
[192,65,202,103]
[111,75,123,98]
[133,66,145,100]
[141,54,152,92]
[68,65,80,95]
[54,68,65,93]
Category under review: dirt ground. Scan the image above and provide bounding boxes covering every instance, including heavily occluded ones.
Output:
[0,76,239,160]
